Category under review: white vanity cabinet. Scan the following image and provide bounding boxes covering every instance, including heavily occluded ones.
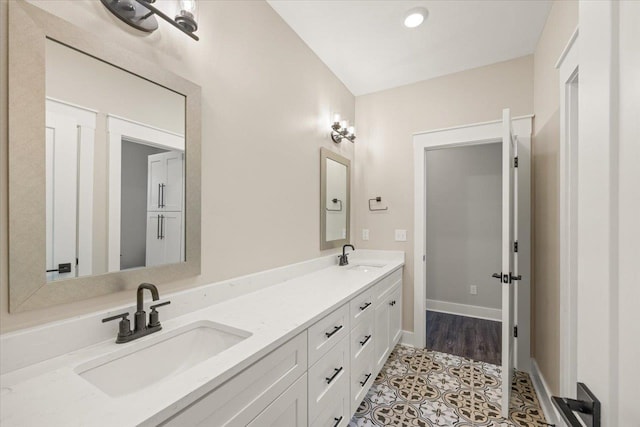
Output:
[156,268,403,427]
[374,270,403,373]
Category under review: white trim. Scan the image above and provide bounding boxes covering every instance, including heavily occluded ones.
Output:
[400,330,414,347]
[412,114,534,137]
[555,27,579,70]
[557,30,579,398]
[530,358,562,426]
[413,115,532,373]
[426,299,502,322]
[107,115,185,272]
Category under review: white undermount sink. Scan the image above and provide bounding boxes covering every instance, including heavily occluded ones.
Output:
[348,263,385,272]
[76,320,251,397]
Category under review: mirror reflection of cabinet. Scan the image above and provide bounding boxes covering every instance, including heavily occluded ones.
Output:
[320,148,351,250]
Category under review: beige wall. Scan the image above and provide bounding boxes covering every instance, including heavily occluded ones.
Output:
[531,0,578,395]
[0,0,355,332]
[354,55,534,332]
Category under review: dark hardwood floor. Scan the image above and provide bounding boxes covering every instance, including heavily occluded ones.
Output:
[426,310,501,365]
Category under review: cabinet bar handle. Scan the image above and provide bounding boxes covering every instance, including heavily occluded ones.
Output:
[359,302,372,311]
[325,325,343,338]
[360,373,372,387]
[158,184,162,208]
[161,183,166,207]
[157,214,161,239]
[325,366,343,384]
[359,334,372,346]
[160,215,165,239]
[333,416,343,427]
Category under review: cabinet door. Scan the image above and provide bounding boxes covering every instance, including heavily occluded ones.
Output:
[247,374,307,427]
[374,300,390,374]
[161,212,183,264]
[163,151,184,211]
[147,154,165,211]
[145,213,164,267]
[389,286,402,348]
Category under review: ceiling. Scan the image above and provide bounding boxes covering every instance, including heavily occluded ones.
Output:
[267,0,552,96]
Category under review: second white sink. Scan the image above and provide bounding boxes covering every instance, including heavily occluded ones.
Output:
[348,263,385,273]
[76,320,251,397]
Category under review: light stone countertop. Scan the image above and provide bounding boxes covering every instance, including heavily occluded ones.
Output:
[0,255,404,426]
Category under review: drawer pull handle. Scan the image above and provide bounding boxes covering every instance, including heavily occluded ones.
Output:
[326,366,343,384]
[333,416,343,427]
[360,373,372,387]
[359,334,372,346]
[359,302,372,311]
[325,325,343,338]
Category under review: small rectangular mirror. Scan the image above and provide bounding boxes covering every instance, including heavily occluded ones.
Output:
[320,148,351,249]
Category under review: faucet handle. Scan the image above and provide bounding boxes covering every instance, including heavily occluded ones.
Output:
[149,301,171,328]
[102,312,132,342]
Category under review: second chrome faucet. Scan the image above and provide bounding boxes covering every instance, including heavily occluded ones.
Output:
[102,283,170,343]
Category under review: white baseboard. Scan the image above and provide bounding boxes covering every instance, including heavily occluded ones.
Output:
[530,358,562,426]
[425,299,502,321]
[400,330,414,347]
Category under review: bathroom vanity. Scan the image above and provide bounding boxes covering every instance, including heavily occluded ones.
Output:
[0,251,404,426]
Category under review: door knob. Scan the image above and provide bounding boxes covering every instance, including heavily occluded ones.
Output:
[491,273,501,279]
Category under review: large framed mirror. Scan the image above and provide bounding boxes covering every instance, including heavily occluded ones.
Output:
[320,148,351,250]
[8,1,201,312]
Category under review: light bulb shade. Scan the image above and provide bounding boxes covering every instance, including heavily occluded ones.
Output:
[176,0,199,32]
[333,113,341,124]
[340,120,347,130]
[347,126,355,135]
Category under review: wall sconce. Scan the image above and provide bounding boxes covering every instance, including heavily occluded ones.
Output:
[331,113,356,143]
[101,0,200,41]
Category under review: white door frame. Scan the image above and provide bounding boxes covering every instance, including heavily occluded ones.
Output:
[412,115,533,371]
[107,115,184,272]
[556,27,579,398]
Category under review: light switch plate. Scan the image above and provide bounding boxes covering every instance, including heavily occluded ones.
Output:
[394,229,407,241]
[362,229,370,241]
[470,285,478,295]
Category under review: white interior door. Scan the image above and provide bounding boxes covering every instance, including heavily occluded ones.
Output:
[45,112,78,281]
[500,108,517,417]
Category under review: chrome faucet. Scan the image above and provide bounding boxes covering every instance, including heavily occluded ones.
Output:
[102,283,170,343]
[339,244,355,266]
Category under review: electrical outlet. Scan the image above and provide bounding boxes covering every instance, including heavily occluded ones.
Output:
[362,229,370,241]
[470,285,478,295]
[394,229,407,241]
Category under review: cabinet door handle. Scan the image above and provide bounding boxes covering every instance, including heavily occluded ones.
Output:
[359,334,372,346]
[157,214,161,239]
[359,373,372,387]
[325,366,343,384]
[359,301,372,311]
[160,215,165,239]
[161,183,166,208]
[325,325,343,338]
[158,184,162,208]
[333,416,343,427]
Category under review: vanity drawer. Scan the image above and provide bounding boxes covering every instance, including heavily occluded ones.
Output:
[308,304,350,366]
[308,335,349,422]
[350,309,374,363]
[310,384,350,427]
[373,269,402,303]
[349,286,376,327]
[158,331,307,427]
[350,345,375,414]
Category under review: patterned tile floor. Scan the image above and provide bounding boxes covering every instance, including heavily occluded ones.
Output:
[349,345,548,427]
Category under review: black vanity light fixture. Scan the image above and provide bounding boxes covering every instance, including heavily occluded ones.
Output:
[331,113,356,143]
[100,0,200,41]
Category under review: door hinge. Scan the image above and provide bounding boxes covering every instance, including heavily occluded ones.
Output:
[514,156,519,168]
[513,241,518,253]
[513,325,518,338]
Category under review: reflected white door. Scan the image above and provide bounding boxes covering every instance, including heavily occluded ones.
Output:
[500,108,518,417]
[45,112,78,281]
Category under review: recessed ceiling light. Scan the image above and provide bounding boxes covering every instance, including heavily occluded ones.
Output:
[403,7,428,28]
